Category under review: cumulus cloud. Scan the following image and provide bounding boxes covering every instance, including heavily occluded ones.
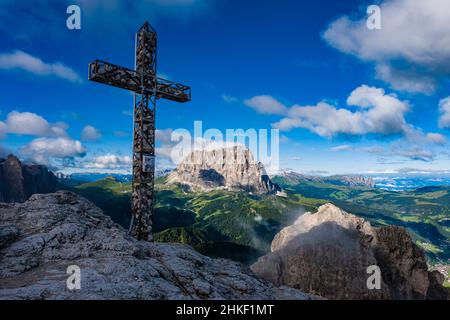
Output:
[20,137,86,165]
[81,125,102,141]
[83,154,132,170]
[154,129,176,160]
[0,111,68,138]
[156,146,174,160]
[249,85,410,138]
[244,95,288,116]
[323,0,450,94]
[439,97,450,129]
[0,50,81,82]
[426,133,446,145]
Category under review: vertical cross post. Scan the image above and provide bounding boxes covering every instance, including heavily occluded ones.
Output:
[88,21,191,241]
[131,23,156,241]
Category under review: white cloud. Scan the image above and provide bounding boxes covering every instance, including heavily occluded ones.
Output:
[395,147,435,162]
[439,97,450,129]
[0,111,68,138]
[249,85,410,138]
[20,137,86,165]
[81,125,102,141]
[395,168,450,175]
[83,154,132,170]
[426,133,446,145]
[156,128,174,144]
[156,146,174,160]
[244,95,287,115]
[323,0,450,94]
[0,50,81,83]
[331,145,353,152]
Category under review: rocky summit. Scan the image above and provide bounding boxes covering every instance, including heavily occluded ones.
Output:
[0,154,58,203]
[0,191,314,300]
[167,146,281,195]
[251,203,449,300]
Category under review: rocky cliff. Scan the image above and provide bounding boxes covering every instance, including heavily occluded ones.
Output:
[0,191,315,300]
[251,203,449,300]
[0,154,58,203]
[167,146,281,195]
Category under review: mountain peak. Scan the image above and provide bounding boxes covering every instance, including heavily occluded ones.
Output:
[167,146,282,195]
[0,154,58,202]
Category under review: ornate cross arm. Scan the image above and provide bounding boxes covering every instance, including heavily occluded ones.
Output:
[154,77,191,103]
[88,60,191,103]
[89,60,139,92]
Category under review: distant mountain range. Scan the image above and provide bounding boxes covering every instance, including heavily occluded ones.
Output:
[275,171,375,188]
[56,169,173,185]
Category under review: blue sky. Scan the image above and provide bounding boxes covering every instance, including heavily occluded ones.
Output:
[0,0,450,175]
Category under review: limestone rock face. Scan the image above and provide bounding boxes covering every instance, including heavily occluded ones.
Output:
[0,155,58,203]
[0,191,314,300]
[251,204,449,300]
[167,146,281,194]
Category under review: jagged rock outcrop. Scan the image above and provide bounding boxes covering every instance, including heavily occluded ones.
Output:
[167,146,281,194]
[251,203,449,300]
[0,191,315,300]
[0,155,58,203]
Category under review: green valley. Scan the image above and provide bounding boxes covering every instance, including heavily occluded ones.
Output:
[67,175,450,265]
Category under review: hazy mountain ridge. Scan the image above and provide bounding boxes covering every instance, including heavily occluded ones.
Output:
[274,171,375,188]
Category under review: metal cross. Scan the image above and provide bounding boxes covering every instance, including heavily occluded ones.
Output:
[88,22,191,241]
